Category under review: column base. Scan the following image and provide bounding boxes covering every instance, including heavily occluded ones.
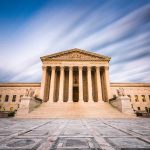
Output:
[98,101,106,104]
[57,100,65,103]
[87,100,94,103]
[47,100,55,103]
[67,100,73,103]
[78,99,84,103]
[98,100,105,102]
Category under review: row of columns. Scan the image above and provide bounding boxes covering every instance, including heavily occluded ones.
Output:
[40,66,110,102]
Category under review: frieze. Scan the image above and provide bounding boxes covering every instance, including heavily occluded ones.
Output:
[43,61,108,66]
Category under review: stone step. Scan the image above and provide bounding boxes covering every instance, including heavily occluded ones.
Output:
[16,101,135,118]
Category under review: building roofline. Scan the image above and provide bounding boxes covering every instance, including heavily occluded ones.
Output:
[0,82,150,87]
[110,82,150,87]
[0,82,41,87]
[40,48,111,61]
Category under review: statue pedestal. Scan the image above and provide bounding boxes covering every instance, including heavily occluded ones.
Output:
[16,96,42,117]
[110,96,135,115]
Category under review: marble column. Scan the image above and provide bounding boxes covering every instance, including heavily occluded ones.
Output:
[68,66,73,102]
[79,66,83,101]
[87,66,93,102]
[104,66,111,101]
[49,66,56,102]
[58,66,64,102]
[40,66,47,101]
[96,66,102,101]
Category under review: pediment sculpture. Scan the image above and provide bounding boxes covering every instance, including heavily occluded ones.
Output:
[41,49,111,61]
[50,52,101,60]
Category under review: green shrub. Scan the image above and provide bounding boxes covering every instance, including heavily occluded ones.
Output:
[8,110,16,117]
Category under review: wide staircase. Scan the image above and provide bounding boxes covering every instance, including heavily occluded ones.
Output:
[16,101,135,118]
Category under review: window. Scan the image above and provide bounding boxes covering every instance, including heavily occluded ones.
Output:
[134,95,139,102]
[145,107,148,112]
[131,104,133,108]
[5,95,9,102]
[0,95,1,102]
[127,95,131,101]
[113,95,116,98]
[137,107,140,111]
[149,95,150,101]
[141,95,146,102]
[12,95,16,102]
[2,107,5,111]
[19,95,23,102]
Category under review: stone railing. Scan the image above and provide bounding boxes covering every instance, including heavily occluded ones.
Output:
[109,96,135,115]
[16,96,42,116]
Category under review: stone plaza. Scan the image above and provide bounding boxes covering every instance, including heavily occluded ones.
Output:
[0,118,150,150]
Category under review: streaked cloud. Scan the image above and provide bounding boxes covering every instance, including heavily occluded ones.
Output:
[0,0,149,82]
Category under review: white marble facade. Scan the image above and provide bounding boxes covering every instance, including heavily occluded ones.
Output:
[0,49,150,112]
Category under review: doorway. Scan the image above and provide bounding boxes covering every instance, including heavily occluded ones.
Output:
[73,87,79,102]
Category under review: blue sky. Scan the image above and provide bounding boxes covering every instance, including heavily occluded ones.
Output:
[0,0,150,83]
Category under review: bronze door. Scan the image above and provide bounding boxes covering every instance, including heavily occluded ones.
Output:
[73,87,79,102]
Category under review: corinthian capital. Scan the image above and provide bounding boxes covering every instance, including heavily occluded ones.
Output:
[42,66,47,71]
[104,66,109,70]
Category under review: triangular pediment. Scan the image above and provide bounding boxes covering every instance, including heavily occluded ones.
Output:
[41,48,111,61]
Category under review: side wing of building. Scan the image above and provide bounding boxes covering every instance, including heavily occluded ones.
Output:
[0,82,150,112]
[111,83,150,111]
[0,83,40,111]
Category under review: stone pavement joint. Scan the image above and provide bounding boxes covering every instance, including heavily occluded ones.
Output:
[0,118,150,150]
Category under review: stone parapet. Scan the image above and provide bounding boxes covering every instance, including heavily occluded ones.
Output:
[16,96,42,117]
[110,96,135,115]
[110,83,150,87]
[0,83,41,87]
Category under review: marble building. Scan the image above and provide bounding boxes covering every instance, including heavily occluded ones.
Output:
[40,48,111,103]
[0,48,150,116]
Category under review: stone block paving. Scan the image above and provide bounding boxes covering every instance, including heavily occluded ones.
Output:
[0,118,150,149]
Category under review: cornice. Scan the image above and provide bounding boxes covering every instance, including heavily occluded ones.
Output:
[0,82,150,88]
[0,83,41,87]
[110,82,150,87]
[43,59,108,62]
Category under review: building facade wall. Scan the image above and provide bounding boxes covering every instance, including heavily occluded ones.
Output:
[41,61,110,102]
[0,83,150,111]
[0,83,40,111]
[111,83,150,111]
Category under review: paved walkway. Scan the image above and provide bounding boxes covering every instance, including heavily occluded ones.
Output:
[0,118,150,149]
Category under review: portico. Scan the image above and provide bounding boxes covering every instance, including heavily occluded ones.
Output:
[40,48,111,103]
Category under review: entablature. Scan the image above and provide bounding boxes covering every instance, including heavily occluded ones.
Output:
[43,61,109,67]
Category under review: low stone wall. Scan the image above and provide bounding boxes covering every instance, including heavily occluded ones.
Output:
[110,96,135,115]
[110,98,122,112]
[29,98,42,112]
[16,97,42,117]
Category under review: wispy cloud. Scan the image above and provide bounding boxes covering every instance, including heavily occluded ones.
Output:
[0,0,149,82]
